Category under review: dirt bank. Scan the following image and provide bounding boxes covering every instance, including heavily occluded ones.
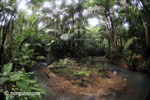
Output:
[42,67,127,96]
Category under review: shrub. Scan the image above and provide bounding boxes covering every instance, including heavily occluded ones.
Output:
[0,63,46,100]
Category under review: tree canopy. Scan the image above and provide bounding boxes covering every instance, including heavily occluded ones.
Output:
[0,0,150,99]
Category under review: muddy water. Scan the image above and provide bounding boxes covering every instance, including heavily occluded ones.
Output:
[32,61,150,100]
[98,61,150,100]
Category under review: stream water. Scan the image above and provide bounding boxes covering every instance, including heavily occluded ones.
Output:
[32,60,150,100]
[98,61,150,100]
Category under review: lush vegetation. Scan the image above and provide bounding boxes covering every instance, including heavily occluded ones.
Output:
[48,57,106,77]
[0,0,150,99]
[48,57,108,87]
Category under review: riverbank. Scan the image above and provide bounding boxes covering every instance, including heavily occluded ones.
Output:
[32,57,150,100]
[105,55,150,76]
[45,58,127,96]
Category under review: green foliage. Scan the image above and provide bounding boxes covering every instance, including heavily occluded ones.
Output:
[59,58,77,66]
[124,37,139,50]
[80,57,91,63]
[0,63,46,100]
[123,50,132,56]
[141,61,150,68]
[74,70,90,77]
[0,77,9,85]
[74,67,91,77]
[14,45,36,69]
[2,63,12,74]
[48,58,77,68]
[1,0,150,99]
[89,0,114,8]
[123,50,135,66]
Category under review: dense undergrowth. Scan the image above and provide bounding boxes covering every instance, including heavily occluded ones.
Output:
[0,0,150,100]
[48,57,107,78]
[48,57,109,87]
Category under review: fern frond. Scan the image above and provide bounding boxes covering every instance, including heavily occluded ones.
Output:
[124,37,139,50]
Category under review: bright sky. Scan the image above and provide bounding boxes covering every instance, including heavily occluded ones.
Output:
[123,23,129,29]
[17,0,99,27]
[88,18,99,27]
[18,0,32,15]
[43,2,52,8]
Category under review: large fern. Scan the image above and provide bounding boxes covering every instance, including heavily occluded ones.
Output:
[124,37,139,50]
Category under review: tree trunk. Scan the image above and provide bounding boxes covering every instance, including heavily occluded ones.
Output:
[109,32,117,53]
[142,13,150,58]
[108,12,117,53]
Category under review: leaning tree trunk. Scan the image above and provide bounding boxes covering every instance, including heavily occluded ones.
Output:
[0,5,17,70]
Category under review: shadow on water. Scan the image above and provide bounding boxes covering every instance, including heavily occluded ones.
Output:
[32,61,150,100]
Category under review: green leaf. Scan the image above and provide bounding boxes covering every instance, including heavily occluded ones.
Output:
[16,80,31,92]
[6,95,14,100]
[34,83,40,87]
[32,15,37,24]
[24,79,37,83]
[124,37,139,50]
[60,34,71,41]
[0,77,9,85]
[45,29,55,33]
[6,95,10,100]
[2,63,12,74]
[9,0,16,5]
[10,72,22,81]
[109,0,114,8]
